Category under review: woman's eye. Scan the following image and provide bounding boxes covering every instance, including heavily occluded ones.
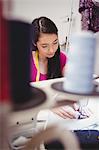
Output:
[42,46,48,48]
[53,41,58,45]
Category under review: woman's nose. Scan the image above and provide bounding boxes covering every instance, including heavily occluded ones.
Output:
[48,47,54,54]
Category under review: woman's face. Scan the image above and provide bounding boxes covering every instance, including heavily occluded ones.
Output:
[36,33,59,58]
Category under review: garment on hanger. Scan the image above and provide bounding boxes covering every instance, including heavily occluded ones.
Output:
[79,0,99,32]
[92,0,99,7]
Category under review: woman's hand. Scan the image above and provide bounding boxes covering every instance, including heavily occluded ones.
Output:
[51,103,80,119]
[78,105,93,118]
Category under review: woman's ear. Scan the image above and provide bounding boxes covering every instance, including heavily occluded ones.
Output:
[33,43,36,46]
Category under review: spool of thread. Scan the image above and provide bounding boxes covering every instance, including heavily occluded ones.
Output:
[63,31,96,94]
[94,32,99,75]
[9,20,33,104]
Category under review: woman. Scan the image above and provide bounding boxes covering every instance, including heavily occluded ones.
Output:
[30,16,66,82]
[30,16,90,119]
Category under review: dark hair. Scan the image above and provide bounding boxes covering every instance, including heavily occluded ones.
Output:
[31,16,62,79]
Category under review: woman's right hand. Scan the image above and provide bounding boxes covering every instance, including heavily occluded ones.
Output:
[51,103,80,119]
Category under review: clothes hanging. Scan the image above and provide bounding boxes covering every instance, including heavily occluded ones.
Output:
[79,0,99,32]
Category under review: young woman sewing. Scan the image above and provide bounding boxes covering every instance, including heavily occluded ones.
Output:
[30,16,91,119]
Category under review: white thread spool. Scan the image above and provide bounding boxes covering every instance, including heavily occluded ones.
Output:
[94,32,99,75]
[64,31,96,94]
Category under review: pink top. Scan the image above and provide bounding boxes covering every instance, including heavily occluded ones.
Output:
[30,51,67,82]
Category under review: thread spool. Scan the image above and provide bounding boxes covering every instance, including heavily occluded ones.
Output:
[9,20,46,110]
[63,31,96,94]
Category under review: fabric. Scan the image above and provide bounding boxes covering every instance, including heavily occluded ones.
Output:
[79,0,99,32]
[30,51,67,82]
[92,0,99,7]
[74,130,99,145]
